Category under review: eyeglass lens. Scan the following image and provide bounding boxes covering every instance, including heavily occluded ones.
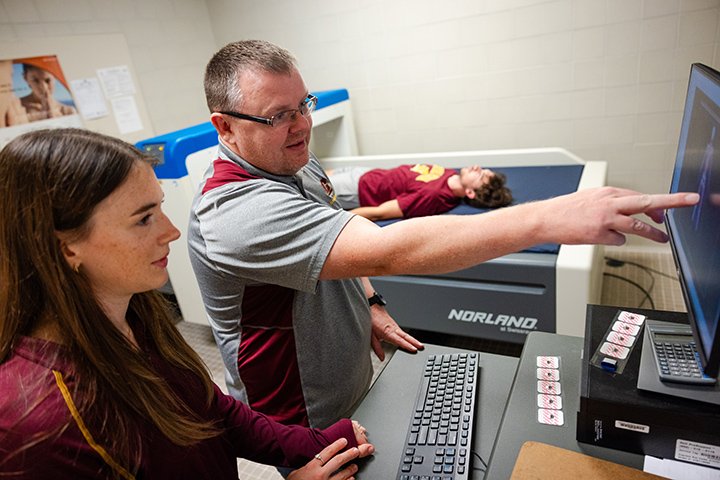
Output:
[273,96,317,127]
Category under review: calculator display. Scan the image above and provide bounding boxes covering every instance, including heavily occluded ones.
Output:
[654,333,693,343]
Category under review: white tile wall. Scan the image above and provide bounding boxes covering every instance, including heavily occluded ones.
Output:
[205,0,720,205]
[2,0,719,204]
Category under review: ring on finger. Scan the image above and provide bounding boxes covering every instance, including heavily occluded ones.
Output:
[314,453,325,466]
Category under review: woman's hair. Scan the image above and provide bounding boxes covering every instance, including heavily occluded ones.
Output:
[465,172,513,209]
[204,39,297,113]
[0,128,218,472]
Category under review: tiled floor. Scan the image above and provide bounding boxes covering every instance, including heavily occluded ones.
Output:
[599,245,686,313]
[176,245,685,479]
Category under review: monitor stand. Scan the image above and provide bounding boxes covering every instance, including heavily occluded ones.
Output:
[637,320,720,405]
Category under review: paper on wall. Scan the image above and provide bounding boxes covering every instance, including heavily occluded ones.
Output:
[110,95,143,134]
[97,65,135,98]
[70,77,108,120]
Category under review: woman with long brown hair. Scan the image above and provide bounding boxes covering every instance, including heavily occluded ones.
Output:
[0,128,372,479]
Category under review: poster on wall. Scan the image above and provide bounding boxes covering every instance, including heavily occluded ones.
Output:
[0,54,83,148]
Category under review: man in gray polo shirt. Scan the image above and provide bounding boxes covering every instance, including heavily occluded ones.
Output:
[189,40,698,430]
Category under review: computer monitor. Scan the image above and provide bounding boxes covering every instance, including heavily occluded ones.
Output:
[666,63,720,378]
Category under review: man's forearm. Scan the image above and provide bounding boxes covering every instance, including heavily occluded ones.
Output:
[323,198,545,280]
[320,188,699,280]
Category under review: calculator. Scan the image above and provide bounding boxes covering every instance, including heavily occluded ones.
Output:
[647,323,717,385]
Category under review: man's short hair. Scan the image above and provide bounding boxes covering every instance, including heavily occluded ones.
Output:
[204,39,297,113]
[465,172,513,209]
[21,63,44,76]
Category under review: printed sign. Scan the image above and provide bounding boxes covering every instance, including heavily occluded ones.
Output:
[1,55,82,147]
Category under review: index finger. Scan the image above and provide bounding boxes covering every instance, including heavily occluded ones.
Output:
[316,438,349,462]
[385,328,423,353]
[322,444,363,473]
[616,192,699,216]
[394,328,424,351]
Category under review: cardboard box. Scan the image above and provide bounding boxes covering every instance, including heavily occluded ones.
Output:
[511,441,663,479]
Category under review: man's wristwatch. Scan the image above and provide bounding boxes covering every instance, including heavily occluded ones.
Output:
[368,291,387,307]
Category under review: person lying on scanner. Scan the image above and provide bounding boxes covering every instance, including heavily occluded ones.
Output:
[327,164,513,221]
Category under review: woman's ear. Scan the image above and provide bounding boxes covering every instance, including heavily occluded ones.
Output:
[54,231,81,266]
[465,188,476,200]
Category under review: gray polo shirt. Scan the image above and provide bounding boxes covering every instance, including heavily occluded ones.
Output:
[188,142,373,428]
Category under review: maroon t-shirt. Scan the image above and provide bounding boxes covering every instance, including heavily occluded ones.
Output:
[358,164,459,218]
[0,334,356,479]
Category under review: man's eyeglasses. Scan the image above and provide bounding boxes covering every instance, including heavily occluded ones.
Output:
[218,94,318,128]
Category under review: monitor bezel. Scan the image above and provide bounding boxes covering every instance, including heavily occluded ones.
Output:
[666,62,720,378]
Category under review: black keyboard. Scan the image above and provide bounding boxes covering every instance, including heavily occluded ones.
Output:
[396,352,480,480]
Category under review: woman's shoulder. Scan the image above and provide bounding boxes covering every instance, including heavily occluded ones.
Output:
[1,341,74,459]
[0,336,73,420]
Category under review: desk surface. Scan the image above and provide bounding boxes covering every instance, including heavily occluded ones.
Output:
[485,331,645,479]
[352,344,519,479]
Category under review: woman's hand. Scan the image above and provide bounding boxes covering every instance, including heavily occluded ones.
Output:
[287,432,375,480]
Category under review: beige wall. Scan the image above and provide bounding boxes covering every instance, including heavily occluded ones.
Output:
[2,0,719,198]
[0,0,218,136]
[208,0,720,197]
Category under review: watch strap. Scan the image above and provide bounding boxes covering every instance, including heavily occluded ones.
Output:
[368,292,387,307]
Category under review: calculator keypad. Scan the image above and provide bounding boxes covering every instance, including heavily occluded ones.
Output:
[654,340,704,378]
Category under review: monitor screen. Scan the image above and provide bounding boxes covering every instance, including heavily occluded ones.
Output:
[667,63,720,378]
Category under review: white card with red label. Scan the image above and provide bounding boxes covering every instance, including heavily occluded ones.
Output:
[537,368,560,381]
[537,380,561,395]
[600,341,630,359]
[537,393,563,410]
[538,408,564,426]
[611,321,640,336]
[536,356,559,369]
[607,331,636,347]
[618,311,646,325]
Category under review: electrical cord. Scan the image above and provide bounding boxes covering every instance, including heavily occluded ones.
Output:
[604,256,677,280]
[604,256,674,308]
[471,450,488,472]
[603,272,656,310]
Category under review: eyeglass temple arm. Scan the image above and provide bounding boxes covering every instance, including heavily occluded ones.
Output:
[217,111,273,126]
